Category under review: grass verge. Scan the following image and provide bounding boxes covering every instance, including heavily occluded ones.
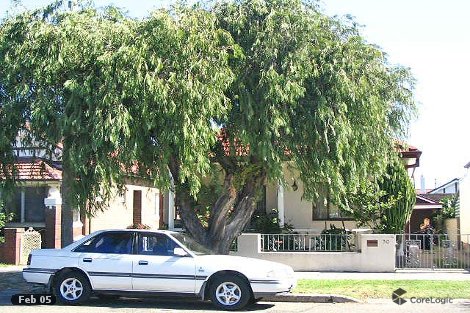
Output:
[294,279,470,299]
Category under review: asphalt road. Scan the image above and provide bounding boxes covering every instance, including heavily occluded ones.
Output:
[0,297,469,313]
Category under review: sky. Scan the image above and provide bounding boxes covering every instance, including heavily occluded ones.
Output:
[1,0,469,189]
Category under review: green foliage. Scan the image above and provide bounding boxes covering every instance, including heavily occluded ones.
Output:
[379,158,416,233]
[126,223,151,230]
[439,195,458,219]
[249,209,293,234]
[0,202,14,229]
[295,280,470,300]
[0,201,14,243]
[192,166,224,227]
[214,0,416,207]
[346,157,416,233]
[0,0,416,250]
[315,225,354,251]
[0,1,234,214]
[432,194,458,233]
[346,181,399,231]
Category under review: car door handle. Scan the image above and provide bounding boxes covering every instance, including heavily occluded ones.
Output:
[83,258,92,263]
[138,260,148,265]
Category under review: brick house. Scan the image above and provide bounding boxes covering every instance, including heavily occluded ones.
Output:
[0,135,171,251]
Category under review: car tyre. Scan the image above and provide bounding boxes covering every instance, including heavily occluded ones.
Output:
[249,296,263,305]
[54,271,92,305]
[209,274,251,310]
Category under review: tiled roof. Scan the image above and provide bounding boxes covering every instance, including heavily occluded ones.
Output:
[217,128,250,157]
[1,157,62,181]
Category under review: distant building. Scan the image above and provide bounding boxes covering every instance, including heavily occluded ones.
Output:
[460,162,470,239]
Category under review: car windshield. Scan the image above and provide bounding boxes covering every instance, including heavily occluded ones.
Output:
[171,233,214,255]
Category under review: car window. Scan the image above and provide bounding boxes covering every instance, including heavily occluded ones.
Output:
[138,233,178,256]
[74,232,133,254]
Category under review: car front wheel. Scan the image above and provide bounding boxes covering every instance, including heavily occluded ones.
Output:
[54,271,91,305]
[209,275,251,310]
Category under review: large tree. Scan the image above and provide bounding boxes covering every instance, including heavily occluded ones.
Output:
[0,0,415,253]
[0,1,235,244]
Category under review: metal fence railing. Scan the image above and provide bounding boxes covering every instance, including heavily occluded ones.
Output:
[260,233,356,252]
[395,233,470,270]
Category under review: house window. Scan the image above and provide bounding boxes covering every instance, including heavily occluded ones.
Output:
[312,195,352,220]
[312,194,329,220]
[4,187,47,223]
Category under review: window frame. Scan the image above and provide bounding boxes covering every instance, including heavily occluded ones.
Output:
[72,231,136,254]
[136,232,182,257]
[312,197,354,221]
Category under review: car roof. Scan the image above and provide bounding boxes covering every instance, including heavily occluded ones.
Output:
[93,229,179,234]
[62,229,182,251]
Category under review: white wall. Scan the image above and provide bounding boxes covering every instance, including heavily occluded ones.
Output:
[89,184,160,232]
[460,172,470,240]
[232,233,396,272]
[14,133,62,161]
[265,169,365,232]
[429,179,459,195]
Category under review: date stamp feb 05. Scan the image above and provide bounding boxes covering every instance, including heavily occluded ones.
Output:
[11,294,56,305]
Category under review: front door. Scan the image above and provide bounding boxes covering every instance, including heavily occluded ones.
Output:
[75,231,134,290]
[132,232,196,293]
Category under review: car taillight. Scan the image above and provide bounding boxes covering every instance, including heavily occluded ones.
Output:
[27,253,32,266]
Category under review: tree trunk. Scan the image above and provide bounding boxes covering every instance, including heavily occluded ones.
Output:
[171,157,266,254]
[60,157,74,247]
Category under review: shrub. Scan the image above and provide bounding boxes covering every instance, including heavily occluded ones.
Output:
[126,223,151,229]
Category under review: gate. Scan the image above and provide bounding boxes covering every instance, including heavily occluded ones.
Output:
[20,227,42,265]
[396,233,470,270]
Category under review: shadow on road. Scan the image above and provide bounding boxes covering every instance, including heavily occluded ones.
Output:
[0,296,275,311]
[85,297,275,311]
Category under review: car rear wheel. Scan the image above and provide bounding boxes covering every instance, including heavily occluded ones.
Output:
[250,296,263,304]
[209,275,251,310]
[54,271,91,305]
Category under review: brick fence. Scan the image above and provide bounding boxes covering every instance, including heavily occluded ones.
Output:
[0,228,25,265]
[0,241,4,262]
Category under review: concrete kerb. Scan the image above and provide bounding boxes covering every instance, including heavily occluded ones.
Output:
[264,293,360,303]
[0,266,24,273]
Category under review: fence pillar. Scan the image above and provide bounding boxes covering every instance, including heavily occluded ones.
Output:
[234,233,261,255]
[44,205,62,249]
[44,187,62,249]
[360,234,396,272]
[2,228,25,265]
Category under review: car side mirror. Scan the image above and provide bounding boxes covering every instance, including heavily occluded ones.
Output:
[173,247,189,257]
